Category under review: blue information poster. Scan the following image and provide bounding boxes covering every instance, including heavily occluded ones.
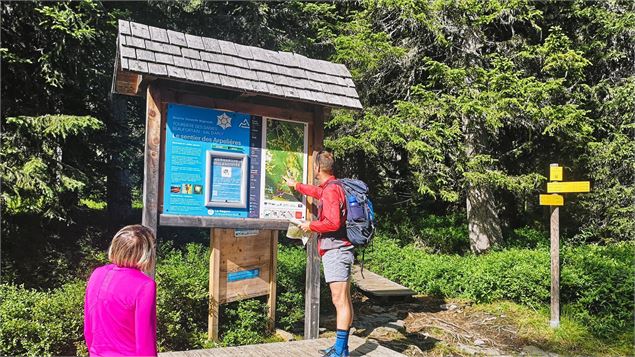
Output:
[211,157,242,203]
[163,103,253,218]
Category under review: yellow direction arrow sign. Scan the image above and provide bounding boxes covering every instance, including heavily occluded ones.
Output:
[547,181,590,193]
[540,194,564,206]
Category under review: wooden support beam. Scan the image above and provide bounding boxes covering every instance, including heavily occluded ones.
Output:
[304,107,326,340]
[157,89,174,214]
[304,235,321,339]
[168,90,315,123]
[113,58,141,96]
[267,230,278,332]
[142,83,161,236]
[209,228,221,341]
[160,214,289,230]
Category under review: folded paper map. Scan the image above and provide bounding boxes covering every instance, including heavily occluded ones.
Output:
[286,218,310,245]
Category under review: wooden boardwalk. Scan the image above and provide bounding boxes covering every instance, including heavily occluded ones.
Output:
[159,335,405,356]
[352,266,415,298]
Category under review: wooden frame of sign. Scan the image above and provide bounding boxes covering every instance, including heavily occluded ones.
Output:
[141,80,327,341]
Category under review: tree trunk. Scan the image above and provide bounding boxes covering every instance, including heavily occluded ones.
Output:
[460,27,503,253]
[463,112,502,253]
[466,182,502,252]
[106,94,132,226]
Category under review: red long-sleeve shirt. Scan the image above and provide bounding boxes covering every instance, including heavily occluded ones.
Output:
[295,176,351,255]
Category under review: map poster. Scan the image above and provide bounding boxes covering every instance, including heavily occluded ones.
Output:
[260,117,308,220]
[163,103,252,218]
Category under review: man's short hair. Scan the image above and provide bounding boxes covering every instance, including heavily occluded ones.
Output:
[316,150,335,175]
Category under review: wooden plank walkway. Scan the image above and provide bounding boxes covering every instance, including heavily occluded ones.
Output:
[159,335,405,356]
[352,265,415,298]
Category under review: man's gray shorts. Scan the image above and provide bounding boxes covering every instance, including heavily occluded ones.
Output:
[322,247,354,283]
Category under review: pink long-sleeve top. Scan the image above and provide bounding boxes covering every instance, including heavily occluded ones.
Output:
[84,264,157,356]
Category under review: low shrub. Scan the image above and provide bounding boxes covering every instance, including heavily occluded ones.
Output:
[276,244,307,332]
[560,242,635,337]
[365,234,634,338]
[219,298,270,346]
[504,226,550,249]
[155,242,209,351]
[0,281,86,356]
[379,210,470,253]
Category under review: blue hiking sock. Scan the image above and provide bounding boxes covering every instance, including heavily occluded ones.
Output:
[334,329,349,355]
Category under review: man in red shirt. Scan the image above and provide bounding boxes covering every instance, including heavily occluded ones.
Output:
[284,150,353,357]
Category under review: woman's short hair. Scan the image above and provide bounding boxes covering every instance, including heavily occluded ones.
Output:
[108,225,156,273]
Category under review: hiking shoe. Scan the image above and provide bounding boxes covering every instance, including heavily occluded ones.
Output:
[318,345,334,355]
[321,347,349,357]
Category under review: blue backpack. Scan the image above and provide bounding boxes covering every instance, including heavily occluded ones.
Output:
[332,179,375,247]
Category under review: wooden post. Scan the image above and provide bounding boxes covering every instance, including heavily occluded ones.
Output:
[267,230,278,332]
[142,83,161,234]
[304,107,326,339]
[208,228,221,341]
[142,83,162,278]
[549,163,560,329]
[304,234,321,339]
[550,205,560,328]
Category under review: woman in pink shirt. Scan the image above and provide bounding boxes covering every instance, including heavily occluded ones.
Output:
[84,225,157,356]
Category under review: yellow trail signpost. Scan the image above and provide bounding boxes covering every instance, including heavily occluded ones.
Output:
[539,164,591,329]
[547,181,591,193]
[539,194,564,206]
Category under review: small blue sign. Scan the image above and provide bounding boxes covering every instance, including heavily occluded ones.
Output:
[227,268,260,282]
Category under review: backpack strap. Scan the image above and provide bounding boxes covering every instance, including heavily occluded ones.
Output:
[324,180,346,213]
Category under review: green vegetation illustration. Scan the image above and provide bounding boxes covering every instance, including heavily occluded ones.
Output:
[264,119,305,202]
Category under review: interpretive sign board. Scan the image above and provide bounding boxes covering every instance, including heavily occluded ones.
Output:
[163,103,251,218]
[162,104,308,220]
[261,118,308,220]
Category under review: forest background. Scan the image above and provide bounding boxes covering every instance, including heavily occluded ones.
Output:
[1,1,633,356]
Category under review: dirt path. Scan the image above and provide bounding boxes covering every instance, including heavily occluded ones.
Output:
[320,295,559,356]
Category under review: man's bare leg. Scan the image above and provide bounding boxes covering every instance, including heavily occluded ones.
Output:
[326,281,352,355]
[346,279,353,327]
[330,281,352,330]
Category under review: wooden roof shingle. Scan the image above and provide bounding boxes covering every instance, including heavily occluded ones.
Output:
[114,20,362,110]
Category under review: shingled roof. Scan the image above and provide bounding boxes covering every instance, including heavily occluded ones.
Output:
[113,20,362,110]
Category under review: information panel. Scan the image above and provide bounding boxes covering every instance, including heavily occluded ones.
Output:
[162,104,308,220]
[260,118,308,220]
[163,104,252,218]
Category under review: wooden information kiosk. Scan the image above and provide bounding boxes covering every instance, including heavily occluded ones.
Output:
[111,20,362,340]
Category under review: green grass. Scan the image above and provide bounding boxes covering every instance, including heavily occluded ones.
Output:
[474,301,634,356]
[365,233,634,339]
